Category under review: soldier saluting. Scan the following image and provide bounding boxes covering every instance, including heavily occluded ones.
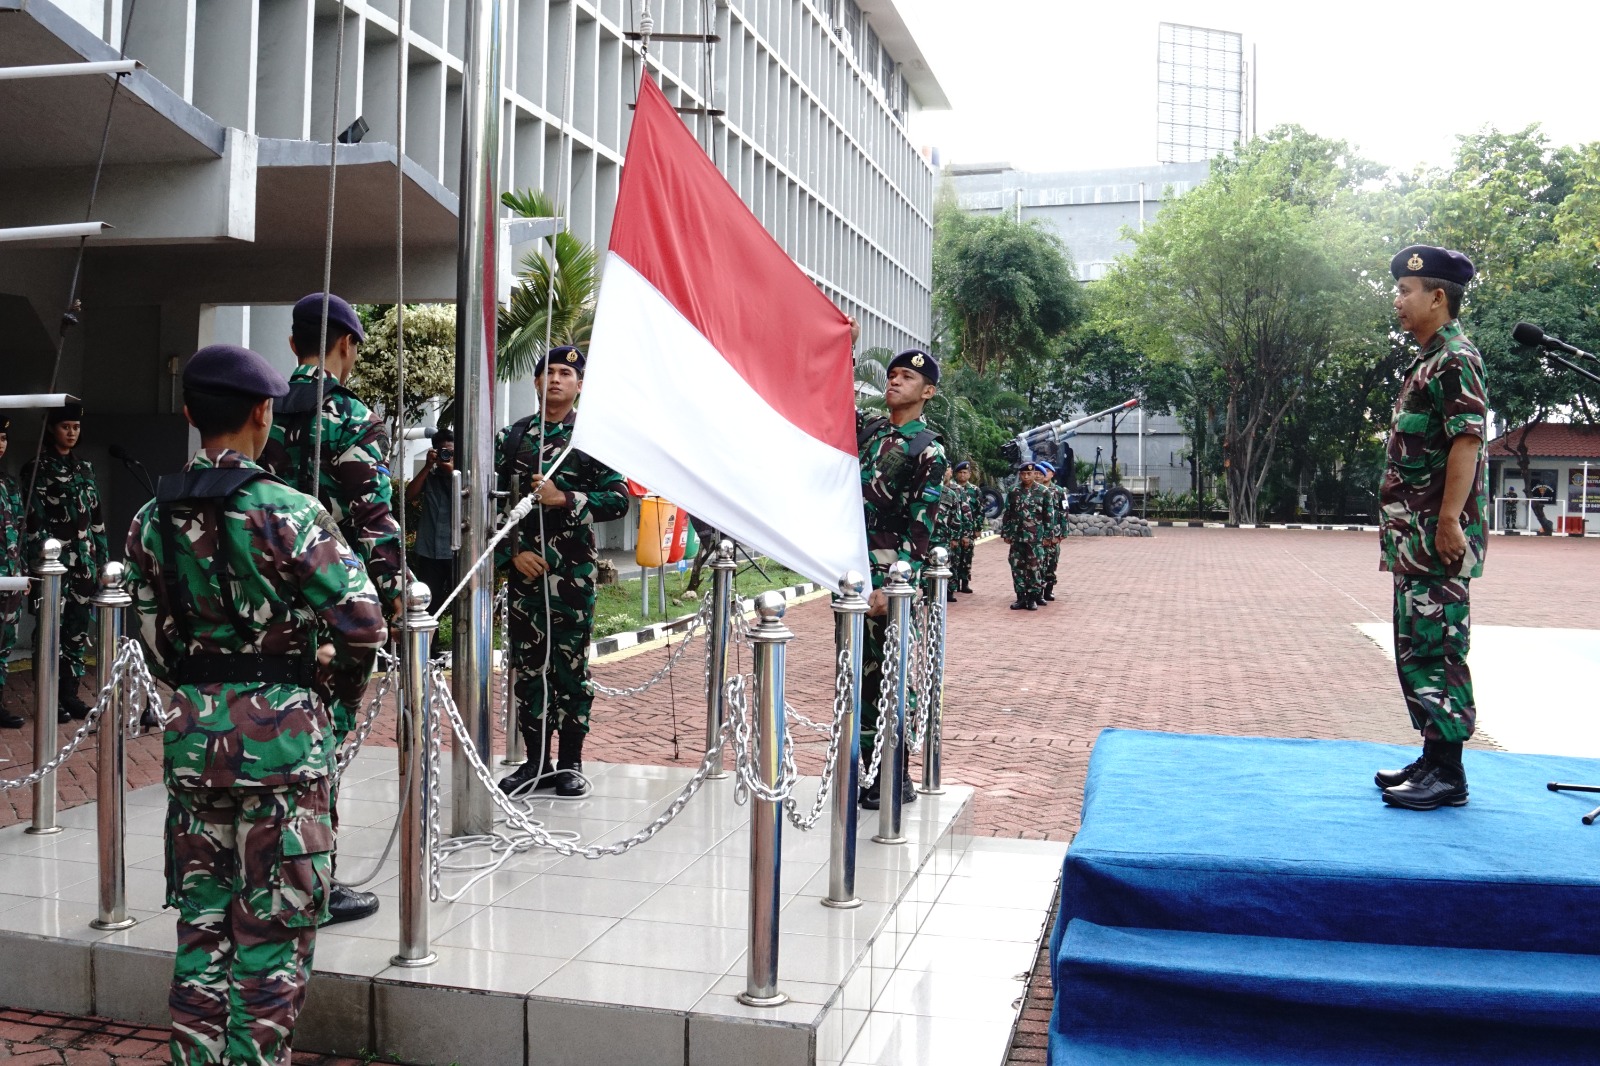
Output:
[856,347,947,810]
[1373,245,1488,811]
[494,346,629,798]
[124,345,386,1066]
[22,402,107,720]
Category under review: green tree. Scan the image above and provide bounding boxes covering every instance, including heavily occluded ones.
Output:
[497,189,600,381]
[349,303,457,430]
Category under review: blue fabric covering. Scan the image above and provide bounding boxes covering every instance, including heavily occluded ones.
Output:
[1049,731,1600,1065]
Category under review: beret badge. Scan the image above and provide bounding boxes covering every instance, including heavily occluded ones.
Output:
[566,351,578,363]
[911,354,925,367]
[1407,253,1424,271]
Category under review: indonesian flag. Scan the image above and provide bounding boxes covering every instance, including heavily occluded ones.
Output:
[575,76,868,590]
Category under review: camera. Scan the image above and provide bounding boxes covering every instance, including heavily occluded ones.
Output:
[437,447,454,465]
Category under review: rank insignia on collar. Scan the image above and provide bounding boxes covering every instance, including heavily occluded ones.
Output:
[1407,253,1424,271]
[911,354,925,367]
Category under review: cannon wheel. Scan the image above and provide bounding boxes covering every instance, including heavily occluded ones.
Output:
[1103,486,1133,519]
[980,487,1005,521]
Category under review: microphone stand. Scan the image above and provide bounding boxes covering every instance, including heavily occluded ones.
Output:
[1541,349,1600,389]
[112,451,158,499]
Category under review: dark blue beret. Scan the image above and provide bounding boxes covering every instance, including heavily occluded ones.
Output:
[46,402,83,425]
[535,345,586,377]
[953,460,971,472]
[1018,461,1040,473]
[888,348,939,386]
[292,293,366,343]
[1390,245,1475,286]
[184,345,290,400]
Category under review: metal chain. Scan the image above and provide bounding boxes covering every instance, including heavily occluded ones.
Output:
[859,618,897,788]
[781,644,852,830]
[334,656,397,776]
[589,595,712,698]
[722,673,800,804]
[0,639,149,791]
[910,595,944,756]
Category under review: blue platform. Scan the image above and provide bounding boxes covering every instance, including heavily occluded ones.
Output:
[1049,730,1600,1065]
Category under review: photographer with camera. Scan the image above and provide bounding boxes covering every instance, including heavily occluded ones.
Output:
[406,427,456,601]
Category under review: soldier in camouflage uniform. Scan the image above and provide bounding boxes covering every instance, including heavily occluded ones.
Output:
[257,293,403,922]
[1001,463,1050,611]
[1038,462,1066,602]
[857,348,947,811]
[930,467,960,603]
[948,461,981,595]
[22,402,106,720]
[125,345,386,1066]
[494,346,629,799]
[0,418,25,728]
[1373,245,1487,812]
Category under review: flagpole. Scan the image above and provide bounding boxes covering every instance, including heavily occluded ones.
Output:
[451,0,503,838]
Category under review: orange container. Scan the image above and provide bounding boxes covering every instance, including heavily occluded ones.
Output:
[636,497,678,567]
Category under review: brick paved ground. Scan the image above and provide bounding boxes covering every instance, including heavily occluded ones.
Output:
[2,528,1593,1063]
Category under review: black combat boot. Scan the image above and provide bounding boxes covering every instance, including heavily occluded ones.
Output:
[59,673,90,720]
[322,858,381,925]
[1042,583,1056,602]
[1375,738,1432,791]
[1383,741,1468,810]
[499,720,559,795]
[859,742,881,809]
[960,581,973,594]
[0,687,22,729]
[1009,600,1031,611]
[555,723,590,798]
[900,746,917,805]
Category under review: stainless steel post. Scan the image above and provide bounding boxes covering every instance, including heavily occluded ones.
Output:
[91,563,135,929]
[704,540,734,778]
[873,561,913,846]
[919,547,951,796]
[29,539,66,836]
[658,563,667,617]
[394,581,439,967]
[450,0,504,837]
[641,565,649,621]
[823,571,866,908]
[739,591,790,1007]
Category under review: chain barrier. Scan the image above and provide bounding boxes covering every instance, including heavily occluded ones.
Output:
[858,618,896,788]
[722,672,800,804]
[778,644,852,830]
[589,595,712,699]
[335,651,398,777]
[0,638,157,791]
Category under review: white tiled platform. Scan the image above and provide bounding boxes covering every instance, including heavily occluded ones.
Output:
[0,747,1066,1066]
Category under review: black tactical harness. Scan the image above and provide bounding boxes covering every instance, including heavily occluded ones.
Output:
[155,467,317,687]
[273,377,355,499]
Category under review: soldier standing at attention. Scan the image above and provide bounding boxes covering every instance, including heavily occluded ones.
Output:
[1002,462,1049,611]
[0,419,24,729]
[948,461,980,595]
[494,346,629,798]
[1036,461,1066,603]
[857,348,947,810]
[258,292,405,924]
[1372,245,1488,812]
[930,466,960,603]
[125,345,385,1066]
[22,402,106,720]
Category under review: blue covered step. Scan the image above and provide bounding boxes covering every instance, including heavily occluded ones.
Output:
[1063,731,1600,955]
[1050,921,1600,1065]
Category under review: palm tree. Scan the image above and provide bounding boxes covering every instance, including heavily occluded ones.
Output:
[854,346,892,411]
[496,189,600,382]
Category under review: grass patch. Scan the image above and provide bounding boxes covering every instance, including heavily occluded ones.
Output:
[593,560,811,640]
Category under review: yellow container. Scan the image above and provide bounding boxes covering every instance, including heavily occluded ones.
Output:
[636,496,679,567]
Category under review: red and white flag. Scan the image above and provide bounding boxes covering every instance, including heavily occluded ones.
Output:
[575,76,868,590]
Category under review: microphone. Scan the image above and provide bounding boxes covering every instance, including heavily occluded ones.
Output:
[109,444,158,498]
[1513,321,1592,358]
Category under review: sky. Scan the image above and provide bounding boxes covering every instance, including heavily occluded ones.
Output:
[899,0,1600,174]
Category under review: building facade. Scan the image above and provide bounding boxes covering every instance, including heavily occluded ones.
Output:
[2,0,945,553]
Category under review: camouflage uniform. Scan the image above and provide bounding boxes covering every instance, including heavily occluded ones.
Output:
[494,411,628,740]
[0,470,23,706]
[1001,482,1050,605]
[1041,479,1066,592]
[258,364,404,737]
[1380,318,1488,743]
[949,480,983,590]
[856,411,947,758]
[22,449,107,680]
[125,448,385,1066]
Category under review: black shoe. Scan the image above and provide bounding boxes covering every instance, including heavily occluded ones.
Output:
[1382,765,1468,810]
[59,677,90,720]
[1375,742,1430,790]
[322,881,381,925]
[859,779,881,810]
[0,708,22,729]
[555,725,590,798]
[1033,596,1048,607]
[1042,586,1056,602]
[960,583,973,594]
[947,589,958,603]
[498,759,543,795]
[1010,600,1030,610]
[1025,600,1038,611]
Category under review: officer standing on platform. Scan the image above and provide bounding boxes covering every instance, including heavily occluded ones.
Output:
[22,402,106,720]
[1002,462,1050,611]
[125,344,386,1066]
[857,348,947,810]
[1372,245,1488,811]
[494,346,629,798]
[948,461,981,595]
[257,292,404,924]
[1037,462,1065,602]
[0,419,24,729]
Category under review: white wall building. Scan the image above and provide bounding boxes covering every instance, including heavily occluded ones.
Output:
[2,0,947,547]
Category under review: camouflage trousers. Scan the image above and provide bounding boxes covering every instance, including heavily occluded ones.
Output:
[861,607,927,761]
[165,779,333,1066]
[1043,541,1061,585]
[950,540,974,587]
[1392,575,1475,742]
[508,573,596,737]
[0,596,19,698]
[32,593,93,678]
[1009,542,1044,603]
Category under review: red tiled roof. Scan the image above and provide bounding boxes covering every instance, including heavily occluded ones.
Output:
[1487,423,1600,460]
